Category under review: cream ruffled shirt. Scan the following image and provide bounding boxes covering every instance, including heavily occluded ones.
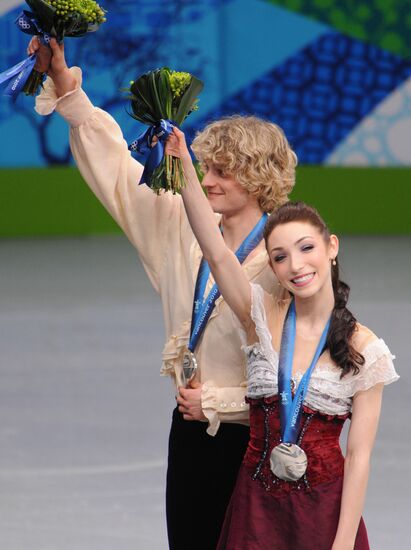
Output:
[35,67,281,435]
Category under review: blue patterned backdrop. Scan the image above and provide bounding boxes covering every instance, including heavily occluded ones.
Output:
[1,0,410,167]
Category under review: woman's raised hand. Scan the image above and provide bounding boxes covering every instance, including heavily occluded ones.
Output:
[165,127,192,163]
[27,37,76,97]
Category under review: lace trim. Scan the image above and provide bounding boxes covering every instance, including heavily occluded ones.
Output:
[243,284,399,413]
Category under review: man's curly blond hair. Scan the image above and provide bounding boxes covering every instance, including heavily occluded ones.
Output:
[191,116,297,213]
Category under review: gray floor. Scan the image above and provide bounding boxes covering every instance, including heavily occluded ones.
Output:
[0,235,409,550]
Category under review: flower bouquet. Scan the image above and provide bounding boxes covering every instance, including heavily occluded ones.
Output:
[0,0,106,98]
[127,67,204,194]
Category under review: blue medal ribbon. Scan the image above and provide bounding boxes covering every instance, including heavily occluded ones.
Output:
[278,300,330,444]
[0,11,52,99]
[188,213,268,353]
[129,119,175,186]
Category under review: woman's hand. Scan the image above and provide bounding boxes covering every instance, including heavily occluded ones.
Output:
[165,127,192,163]
[27,37,76,97]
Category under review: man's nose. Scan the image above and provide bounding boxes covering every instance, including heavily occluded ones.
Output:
[203,174,215,188]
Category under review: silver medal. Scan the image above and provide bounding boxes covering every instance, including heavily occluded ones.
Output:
[182,351,198,386]
[270,442,308,482]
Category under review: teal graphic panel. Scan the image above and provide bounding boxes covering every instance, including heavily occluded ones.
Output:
[0,0,410,168]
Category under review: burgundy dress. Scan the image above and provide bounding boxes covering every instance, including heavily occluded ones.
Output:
[217,284,398,550]
[217,396,368,550]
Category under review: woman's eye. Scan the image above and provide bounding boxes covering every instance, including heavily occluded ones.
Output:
[273,254,286,263]
[301,244,314,252]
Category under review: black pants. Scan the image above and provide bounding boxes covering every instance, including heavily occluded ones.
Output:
[166,407,250,550]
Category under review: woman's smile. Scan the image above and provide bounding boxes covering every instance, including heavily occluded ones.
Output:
[290,272,316,287]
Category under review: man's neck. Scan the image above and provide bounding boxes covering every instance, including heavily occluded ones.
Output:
[220,205,264,251]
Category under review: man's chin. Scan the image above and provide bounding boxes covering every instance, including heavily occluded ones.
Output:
[207,199,223,214]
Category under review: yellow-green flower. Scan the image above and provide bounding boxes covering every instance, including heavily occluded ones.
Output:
[169,71,192,98]
[45,0,106,24]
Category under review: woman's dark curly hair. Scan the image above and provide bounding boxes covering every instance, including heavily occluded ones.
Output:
[264,201,364,378]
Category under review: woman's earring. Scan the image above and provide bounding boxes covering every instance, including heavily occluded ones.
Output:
[332,258,337,266]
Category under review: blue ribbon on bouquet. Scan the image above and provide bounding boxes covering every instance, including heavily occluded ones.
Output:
[0,11,52,99]
[128,119,176,186]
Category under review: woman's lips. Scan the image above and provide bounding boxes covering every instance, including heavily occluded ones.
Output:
[290,272,315,287]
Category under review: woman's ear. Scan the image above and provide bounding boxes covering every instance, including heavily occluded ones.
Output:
[329,234,339,260]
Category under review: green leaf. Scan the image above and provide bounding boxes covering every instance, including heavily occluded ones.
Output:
[25,0,56,33]
[130,73,158,122]
[173,75,204,126]
[158,69,172,120]
[148,69,166,120]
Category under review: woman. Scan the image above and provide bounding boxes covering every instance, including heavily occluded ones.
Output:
[167,127,399,550]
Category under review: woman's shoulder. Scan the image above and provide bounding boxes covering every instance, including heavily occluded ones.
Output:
[350,322,395,361]
[250,283,290,315]
[351,322,379,354]
[347,322,398,391]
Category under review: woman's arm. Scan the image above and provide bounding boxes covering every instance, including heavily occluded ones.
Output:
[332,383,384,550]
[167,128,254,330]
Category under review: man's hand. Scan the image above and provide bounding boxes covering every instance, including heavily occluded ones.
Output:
[177,380,207,421]
[27,37,76,97]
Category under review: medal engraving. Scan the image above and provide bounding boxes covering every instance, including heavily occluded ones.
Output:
[182,351,197,386]
[270,443,307,482]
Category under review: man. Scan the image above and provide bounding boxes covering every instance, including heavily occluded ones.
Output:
[29,36,297,549]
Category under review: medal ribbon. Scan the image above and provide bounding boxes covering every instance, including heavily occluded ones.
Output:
[188,213,268,352]
[278,300,330,444]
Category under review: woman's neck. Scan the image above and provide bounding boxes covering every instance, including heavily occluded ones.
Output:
[221,204,264,251]
[294,283,335,330]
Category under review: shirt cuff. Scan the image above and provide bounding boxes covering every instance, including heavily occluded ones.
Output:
[201,383,249,436]
[35,67,95,127]
[202,381,220,436]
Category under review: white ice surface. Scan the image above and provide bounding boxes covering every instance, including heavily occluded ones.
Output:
[0,235,409,550]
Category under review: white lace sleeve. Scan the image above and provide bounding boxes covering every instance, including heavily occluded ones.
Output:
[304,338,399,415]
[347,339,398,395]
[243,284,279,399]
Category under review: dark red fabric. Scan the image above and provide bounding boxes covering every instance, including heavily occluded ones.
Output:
[244,395,349,496]
[217,397,370,550]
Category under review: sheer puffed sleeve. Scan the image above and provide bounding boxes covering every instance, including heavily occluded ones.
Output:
[35,67,185,292]
[347,338,398,396]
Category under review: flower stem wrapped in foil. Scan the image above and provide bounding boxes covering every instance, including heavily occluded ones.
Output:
[0,0,106,98]
[126,67,204,194]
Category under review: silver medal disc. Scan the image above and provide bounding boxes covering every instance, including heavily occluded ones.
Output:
[270,442,308,482]
[182,351,198,386]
